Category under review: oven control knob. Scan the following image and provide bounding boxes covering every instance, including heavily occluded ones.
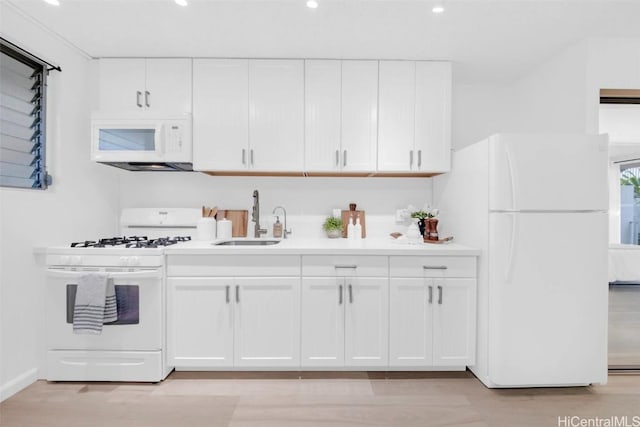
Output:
[129,256,141,266]
[71,256,83,265]
[119,256,128,266]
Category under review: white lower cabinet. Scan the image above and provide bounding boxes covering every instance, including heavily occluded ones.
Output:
[167,254,476,371]
[168,276,300,369]
[301,256,389,368]
[389,256,477,369]
[301,276,388,368]
[234,277,300,367]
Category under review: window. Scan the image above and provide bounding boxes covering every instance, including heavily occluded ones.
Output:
[0,39,52,189]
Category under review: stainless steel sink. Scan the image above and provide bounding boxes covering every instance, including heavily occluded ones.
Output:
[214,240,281,246]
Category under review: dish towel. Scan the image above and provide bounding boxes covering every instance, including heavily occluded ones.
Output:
[73,273,118,334]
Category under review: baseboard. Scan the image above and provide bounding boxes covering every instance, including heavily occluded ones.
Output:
[0,368,38,402]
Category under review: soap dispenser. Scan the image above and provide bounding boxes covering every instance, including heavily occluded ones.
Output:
[354,213,362,240]
[273,216,283,238]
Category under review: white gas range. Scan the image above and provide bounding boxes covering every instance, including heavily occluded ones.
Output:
[45,208,199,382]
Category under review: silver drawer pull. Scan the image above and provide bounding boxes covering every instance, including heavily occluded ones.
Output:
[338,284,343,305]
[428,285,433,304]
[423,265,448,270]
[348,284,353,304]
[438,285,443,304]
[226,285,230,304]
[235,285,240,303]
[334,265,357,269]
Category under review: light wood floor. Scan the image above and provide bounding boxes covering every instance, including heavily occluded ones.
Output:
[1,371,639,426]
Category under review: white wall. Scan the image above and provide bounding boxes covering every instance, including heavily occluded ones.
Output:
[511,41,590,133]
[117,171,433,222]
[451,83,515,150]
[0,4,119,401]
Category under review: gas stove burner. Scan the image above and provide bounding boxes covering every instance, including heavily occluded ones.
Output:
[71,235,190,248]
[70,241,98,248]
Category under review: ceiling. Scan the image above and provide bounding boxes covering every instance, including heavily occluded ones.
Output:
[3,0,640,84]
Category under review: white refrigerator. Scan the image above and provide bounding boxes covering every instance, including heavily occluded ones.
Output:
[435,133,609,387]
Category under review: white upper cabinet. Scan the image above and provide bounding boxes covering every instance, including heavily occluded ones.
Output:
[249,60,304,172]
[98,58,192,113]
[341,61,379,172]
[304,60,342,172]
[378,61,416,171]
[414,61,451,173]
[193,59,249,171]
[192,59,303,172]
[377,61,451,173]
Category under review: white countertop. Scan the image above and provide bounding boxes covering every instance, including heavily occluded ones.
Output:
[164,237,480,256]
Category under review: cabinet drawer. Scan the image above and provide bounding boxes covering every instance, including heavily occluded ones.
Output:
[390,256,476,278]
[167,255,300,277]
[302,255,388,277]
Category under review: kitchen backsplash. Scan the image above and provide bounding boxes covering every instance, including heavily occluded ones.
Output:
[117,171,433,220]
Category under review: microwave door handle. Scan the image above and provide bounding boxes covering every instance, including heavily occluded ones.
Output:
[46,269,162,280]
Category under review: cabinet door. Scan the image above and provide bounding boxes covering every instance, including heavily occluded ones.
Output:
[167,278,234,368]
[249,60,304,171]
[432,278,476,366]
[377,61,416,172]
[344,277,388,367]
[414,61,451,172]
[341,61,378,172]
[145,58,192,113]
[389,278,433,366]
[301,277,345,367]
[305,60,342,172]
[98,58,146,112]
[192,59,249,171]
[234,277,301,367]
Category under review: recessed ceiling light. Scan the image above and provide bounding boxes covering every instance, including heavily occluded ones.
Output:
[43,0,60,5]
[175,0,188,6]
[432,3,445,13]
[307,0,319,9]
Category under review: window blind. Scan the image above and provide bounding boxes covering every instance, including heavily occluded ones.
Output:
[0,42,49,189]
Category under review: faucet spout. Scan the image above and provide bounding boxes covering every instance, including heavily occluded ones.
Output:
[272,206,292,239]
[252,190,267,238]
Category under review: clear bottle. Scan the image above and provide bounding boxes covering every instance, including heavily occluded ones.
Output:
[354,214,362,240]
[273,216,283,238]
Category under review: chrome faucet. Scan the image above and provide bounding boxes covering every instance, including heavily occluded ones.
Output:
[252,190,267,238]
[272,206,292,239]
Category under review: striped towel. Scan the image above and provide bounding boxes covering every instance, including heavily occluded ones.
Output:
[73,273,118,334]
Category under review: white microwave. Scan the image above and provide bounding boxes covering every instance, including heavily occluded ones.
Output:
[91,114,192,171]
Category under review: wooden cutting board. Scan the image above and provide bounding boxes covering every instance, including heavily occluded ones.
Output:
[341,210,366,238]
[217,209,248,237]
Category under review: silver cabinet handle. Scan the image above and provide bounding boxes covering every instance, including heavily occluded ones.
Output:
[410,150,414,167]
[136,91,142,108]
[437,285,443,304]
[250,149,254,166]
[423,265,448,270]
[418,150,422,168]
[235,285,240,303]
[343,150,347,167]
[334,265,357,269]
[336,150,340,167]
[338,284,343,305]
[428,285,433,304]
[225,285,230,304]
[348,284,353,304]
[242,149,246,165]
[145,90,150,108]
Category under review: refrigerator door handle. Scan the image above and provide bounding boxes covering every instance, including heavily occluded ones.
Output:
[505,147,518,211]
[505,212,518,283]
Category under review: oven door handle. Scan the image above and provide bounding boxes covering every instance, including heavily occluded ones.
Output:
[46,269,162,280]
